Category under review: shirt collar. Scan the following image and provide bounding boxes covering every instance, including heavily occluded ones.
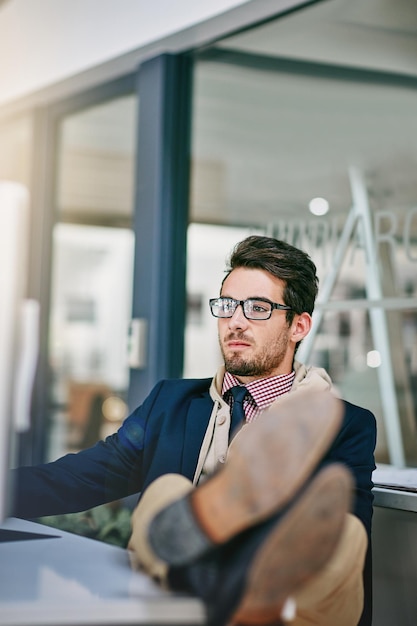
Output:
[222,370,295,410]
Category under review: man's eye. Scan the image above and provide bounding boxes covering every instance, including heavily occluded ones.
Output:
[252,302,268,313]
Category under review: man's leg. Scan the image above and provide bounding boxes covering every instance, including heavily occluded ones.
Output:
[129,467,354,626]
[288,513,367,626]
[127,391,358,625]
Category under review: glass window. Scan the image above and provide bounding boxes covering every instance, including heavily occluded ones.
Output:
[57,96,136,226]
[186,10,417,470]
[47,95,137,460]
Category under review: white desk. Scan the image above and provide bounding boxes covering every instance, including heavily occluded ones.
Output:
[0,518,205,626]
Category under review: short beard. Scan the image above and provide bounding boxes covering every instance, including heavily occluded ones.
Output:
[223,355,267,378]
[222,344,289,379]
[220,327,291,379]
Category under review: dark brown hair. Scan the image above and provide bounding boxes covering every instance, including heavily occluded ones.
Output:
[224,235,319,325]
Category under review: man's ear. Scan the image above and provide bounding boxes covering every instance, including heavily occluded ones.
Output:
[291,312,312,343]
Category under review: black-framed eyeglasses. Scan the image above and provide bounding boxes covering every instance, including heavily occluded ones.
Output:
[209,297,292,320]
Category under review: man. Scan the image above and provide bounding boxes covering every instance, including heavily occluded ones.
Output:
[12,236,376,625]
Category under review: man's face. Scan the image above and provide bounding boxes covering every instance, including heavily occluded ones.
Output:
[218,267,310,382]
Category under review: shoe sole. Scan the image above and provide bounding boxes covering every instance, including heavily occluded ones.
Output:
[229,463,353,625]
[192,390,344,544]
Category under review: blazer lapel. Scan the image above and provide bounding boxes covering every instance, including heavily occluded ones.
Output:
[181,394,213,479]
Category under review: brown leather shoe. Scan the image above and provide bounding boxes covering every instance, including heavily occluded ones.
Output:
[168,463,353,626]
[229,463,353,625]
[148,390,344,566]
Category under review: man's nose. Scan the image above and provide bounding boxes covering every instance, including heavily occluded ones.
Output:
[228,303,248,328]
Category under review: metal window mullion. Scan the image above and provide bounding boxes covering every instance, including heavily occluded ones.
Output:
[128,54,192,410]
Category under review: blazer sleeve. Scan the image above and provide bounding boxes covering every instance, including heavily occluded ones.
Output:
[324,400,377,537]
[11,381,166,519]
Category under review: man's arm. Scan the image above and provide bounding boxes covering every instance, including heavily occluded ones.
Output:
[11,432,143,518]
[11,381,168,519]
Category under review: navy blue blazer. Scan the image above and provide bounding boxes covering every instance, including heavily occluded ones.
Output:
[13,377,376,535]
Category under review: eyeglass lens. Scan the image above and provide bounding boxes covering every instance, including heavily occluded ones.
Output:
[211,298,272,320]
